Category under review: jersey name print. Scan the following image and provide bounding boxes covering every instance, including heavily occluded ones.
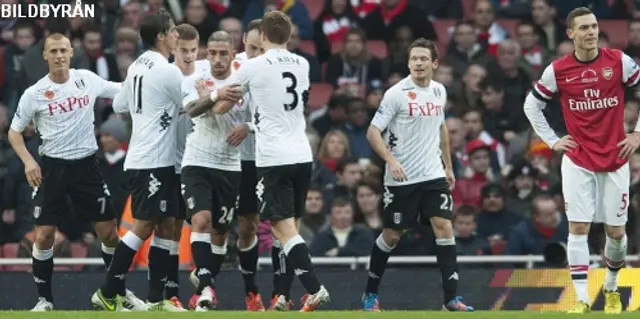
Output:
[370,77,447,186]
[114,50,184,170]
[181,67,245,171]
[532,48,640,172]
[233,48,312,167]
[10,69,120,160]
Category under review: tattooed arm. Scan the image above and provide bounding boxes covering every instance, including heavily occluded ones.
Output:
[184,96,216,117]
[184,84,243,117]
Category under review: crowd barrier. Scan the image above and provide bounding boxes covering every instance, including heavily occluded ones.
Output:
[1,256,640,311]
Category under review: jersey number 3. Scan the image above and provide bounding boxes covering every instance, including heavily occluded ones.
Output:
[133,75,143,114]
[282,72,309,111]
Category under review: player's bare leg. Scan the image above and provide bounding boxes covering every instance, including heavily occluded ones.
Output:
[602,224,626,314]
[362,228,401,311]
[567,221,591,313]
[271,217,329,312]
[271,218,303,311]
[237,214,265,311]
[430,217,473,311]
[94,219,157,311]
[30,225,57,311]
[165,218,186,310]
[93,220,146,310]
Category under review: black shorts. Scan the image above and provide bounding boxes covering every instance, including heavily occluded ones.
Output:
[32,154,115,226]
[256,162,311,222]
[382,178,453,229]
[128,166,178,221]
[238,160,258,215]
[181,166,241,232]
[175,174,186,220]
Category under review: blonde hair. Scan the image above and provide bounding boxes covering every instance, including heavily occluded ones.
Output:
[318,130,351,160]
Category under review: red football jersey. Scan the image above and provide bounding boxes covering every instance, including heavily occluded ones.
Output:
[532,48,640,172]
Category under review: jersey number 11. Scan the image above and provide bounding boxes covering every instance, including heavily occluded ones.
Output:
[133,75,143,114]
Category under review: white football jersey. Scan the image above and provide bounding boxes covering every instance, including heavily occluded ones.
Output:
[233,52,256,161]
[234,48,312,167]
[181,65,244,171]
[370,77,447,186]
[114,50,183,170]
[10,69,120,160]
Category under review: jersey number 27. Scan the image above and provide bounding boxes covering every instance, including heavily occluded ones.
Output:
[282,72,309,111]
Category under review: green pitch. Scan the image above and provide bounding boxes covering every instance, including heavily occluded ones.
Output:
[0,312,638,318]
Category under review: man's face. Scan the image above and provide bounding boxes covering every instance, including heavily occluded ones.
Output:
[455,24,476,49]
[347,100,369,127]
[220,19,242,49]
[497,44,518,71]
[14,27,35,51]
[531,0,552,26]
[462,111,483,137]
[408,47,437,81]
[462,65,486,92]
[345,33,364,57]
[517,25,537,50]
[83,32,102,58]
[100,134,120,153]
[473,0,494,29]
[482,193,504,212]
[568,14,599,52]
[338,163,362,189]
[175,38,198,67]
[534,200,558,227]
[469,149,490,173]
[305,190,323,214]
[44,37,73,72]
[356,186,379,214]
[481,87,503,110]
[514,175,535,190]
[629,22,640,46]
[454,215,476,238]
[244,30,264,59]
[287,25,300,51]
[207,41,234,76]
[123,3,142,27]
[434,65,453,86]
[331,204,354,229]
[446,118,465,150]
[185,0,207,24]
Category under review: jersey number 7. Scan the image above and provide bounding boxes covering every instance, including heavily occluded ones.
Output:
[282,72,309,111]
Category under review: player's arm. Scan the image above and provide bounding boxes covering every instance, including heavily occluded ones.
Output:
[112,75,132,113]
[83,70,121,99]
[8,91,38,167]
[523,64,561,148]
[440,122,454,172]
[212,59,252,115]
[367,91,399,163]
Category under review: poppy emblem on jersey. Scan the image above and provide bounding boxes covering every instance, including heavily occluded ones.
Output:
[233,60,241,70]
[205,80,214,87]
[407,91,416,100]
[601,67,613,80]
[44,90,55,99]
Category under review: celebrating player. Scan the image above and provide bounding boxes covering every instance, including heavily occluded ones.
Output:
[180,30,245,311]
[363,38,473,312]
[92,10,184,311]
[8,33,145,311]
[523,7,640,314]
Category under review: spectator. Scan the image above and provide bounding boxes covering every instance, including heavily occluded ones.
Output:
[472,0,508,53]
[318,129,351,173]
[530,0,567,51]
[308,129,338,190]
[323,157,362,212]
[287,24,321,82]
[527,139,560,188]
[453,205,491,256]
[444,20,493,80]
[116,55,134,80]
[100,0,123,48]
[311,94,348,137]
[453,64,487,111]
[446,117,466,177]
[300,187,328,243]
[364,87,384,114]
[326,28,383,89]
[98,118,129,220]
[313,0,362,63]
[423,0,463,19]
[243,0,313,40]
[76,24,121,82]
[109,26,141,59]
[386,25,415,75]
[3,21,35,112]
[461,109,506,167]
[184,0,218,42]
[475,183,524,254]
[354,178,382,234]
[505,194,568,261]
[206,0,248,19]
[453,139,498,208]
[598,31,610,48]
[479,78,528,143]
[121,0,144,29]
[219,17,243,51]
[433,61,454,90]
[505,160,543,217]
[516,21,553,73]
[342,97,372,159]
[625,19,640,59]
[624,100,640,133]
[490,0,532,19]
[309,198,374,257]
[68,1,92,48]
[487,40,534,104]
[362,0,437,43]
[351,0,378,17]
[556,40,574,57]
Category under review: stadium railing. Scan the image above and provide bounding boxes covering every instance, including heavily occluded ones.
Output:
[0,255,638,269]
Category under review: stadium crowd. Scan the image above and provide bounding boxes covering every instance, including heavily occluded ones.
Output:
[0,0,639,269]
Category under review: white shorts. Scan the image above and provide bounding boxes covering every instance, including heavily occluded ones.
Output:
[561,155,629,226]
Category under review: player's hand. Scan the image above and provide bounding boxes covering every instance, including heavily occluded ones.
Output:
[388,158,408,182]
[445,168,456,190]
[618,131,640,159]
[195,80,212,98]
[218,84,243,101]
[227,123,249,146]
[551,135,578,153]
[24,159,42,187]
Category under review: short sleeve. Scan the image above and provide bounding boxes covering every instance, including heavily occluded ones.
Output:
[82,70,121,98]
[233,60,252,95]
[622,53,640,88]
[10,90,36,132]
[532,64,557,101]
[370,89,400,131]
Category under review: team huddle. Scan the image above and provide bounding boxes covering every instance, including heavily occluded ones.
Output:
[8,4,639,314]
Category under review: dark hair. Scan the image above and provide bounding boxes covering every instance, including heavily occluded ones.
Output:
[246,19,262,33]
[261,11,292,45]
[44,17,70,35]
[343,27,367,43]
[331,197,352,209]
[175,23,199,41]
[454,20,475,31]
[407,38,439,61]
[356,178,381,195]
[454,205,476,219]
[308,185,322,193]
[327,94,348,109]
[13,20,36,36]
[81,23,101,39]
[478,78,503,93]
[139,9,174,48]
[566,7,593,29]
[516,20,537,32]
[336,157,359,174]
